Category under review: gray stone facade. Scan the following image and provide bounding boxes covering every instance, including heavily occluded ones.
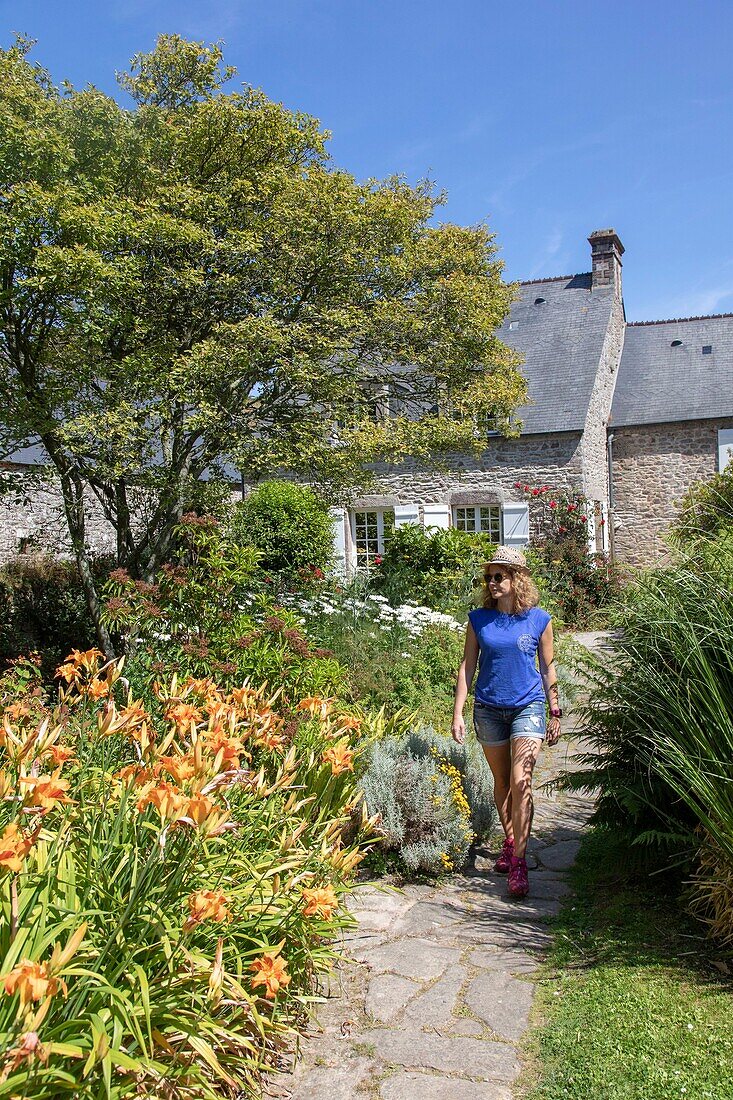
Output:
[611,416,733,565]
[0,466,116,562]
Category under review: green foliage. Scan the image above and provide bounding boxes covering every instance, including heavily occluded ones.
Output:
[554,539,733,934]
[102,514,345,707]
[231,481,335,576]
[360,725,494,875]
[0,650,369,1097]
[373,523,491,612]
[288,580,465,728]
[0,556,110,678]
[514,483,620,628]
[673,460,733,544]
[525,827,733,1100]
[0,32,523,604]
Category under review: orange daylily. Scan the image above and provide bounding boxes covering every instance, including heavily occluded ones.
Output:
[184,889,231,931]
[184,795,219,826]
[54,662,82,685]
[296,696,333,719]
[165,702,203,731]
[249,951,290,1000]
[81,679,109,701]
[0,822,38,875]
[333,714,362,732]
[3,960,65,1008]
[136,781,188,822]
[321,740,354,775]
[3,701,33,723]
[159,754,198,784]
[19,774,74,812]
[301,885,339,920]
[45,744,75,767]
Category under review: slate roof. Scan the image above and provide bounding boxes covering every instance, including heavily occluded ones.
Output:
[612,314,733,426]
[496,272,614,435]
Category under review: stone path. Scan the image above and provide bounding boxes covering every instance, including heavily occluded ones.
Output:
[272,637,604,1099]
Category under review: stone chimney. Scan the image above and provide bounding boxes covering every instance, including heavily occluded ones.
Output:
[588,228,624,297]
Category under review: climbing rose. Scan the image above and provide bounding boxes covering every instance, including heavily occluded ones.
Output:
[549,501,557,509]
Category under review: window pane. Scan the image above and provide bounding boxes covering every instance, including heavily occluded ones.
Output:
[479,506,501,540]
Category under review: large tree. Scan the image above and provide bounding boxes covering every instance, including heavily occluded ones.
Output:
[0,34,525,654]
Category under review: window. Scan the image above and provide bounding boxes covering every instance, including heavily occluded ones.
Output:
[352,509,394,566]
[702,345,713,355]
[453,505,501,540]
[671,339,683,348]
[534,296,546,305]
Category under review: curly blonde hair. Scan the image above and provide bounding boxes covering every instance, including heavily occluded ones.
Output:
[481,567,540,614]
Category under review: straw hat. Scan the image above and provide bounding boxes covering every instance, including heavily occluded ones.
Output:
[483,546,529,572]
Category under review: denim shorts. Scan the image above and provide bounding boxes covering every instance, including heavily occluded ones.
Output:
[472,699,546,747]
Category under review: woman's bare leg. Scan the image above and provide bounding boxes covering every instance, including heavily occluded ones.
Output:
[510,737,542,858]
[481,743,513,841]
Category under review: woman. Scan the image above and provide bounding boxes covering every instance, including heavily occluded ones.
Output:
[451,545,561,898]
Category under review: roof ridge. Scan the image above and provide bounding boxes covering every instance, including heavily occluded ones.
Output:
[628,312,733,326]
[518,272,591,286]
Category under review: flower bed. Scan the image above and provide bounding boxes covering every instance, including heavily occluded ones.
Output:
[0,649,371,1097]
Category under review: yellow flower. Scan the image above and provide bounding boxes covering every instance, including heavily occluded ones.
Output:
[183,889,231,931]
[249,951,290,1000]
[301,885,339,920]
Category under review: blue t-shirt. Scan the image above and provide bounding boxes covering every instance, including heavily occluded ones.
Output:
[468,605,551,708]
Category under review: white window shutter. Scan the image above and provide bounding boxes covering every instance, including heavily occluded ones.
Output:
[422,503,451,530]
[330,508,348,574]
[394,504,420,527]
[718,429,733,472]
[501,502,529,546]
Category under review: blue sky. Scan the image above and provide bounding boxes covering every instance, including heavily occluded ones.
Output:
[2,0,732,321]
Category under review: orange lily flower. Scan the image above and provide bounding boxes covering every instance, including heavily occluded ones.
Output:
[321,740,354,775]
[0,822,38,875]
[45,744,75,766]
[81,679,109,701]
[136,781,188,822]
[3,961,65,1008]
[184,794,219,825]
[301,885,339,920]
[159,754,198,784]
[296,696,333,719]
[183,889,231,931]
[19,774,74,812]
[249,951,291,1000]
[165,702,203,731]
[54,662,81,685]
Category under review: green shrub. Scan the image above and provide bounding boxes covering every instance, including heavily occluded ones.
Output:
[103,514,346,709]
[372,524,491,613]
[0,555,108,678]
[532,537,620,629]
[360,725,495,874]
[286,581,465,728]
[231,481,335,576]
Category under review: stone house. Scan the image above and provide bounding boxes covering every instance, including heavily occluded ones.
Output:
[332,229,733,571]
[2,228,732,569]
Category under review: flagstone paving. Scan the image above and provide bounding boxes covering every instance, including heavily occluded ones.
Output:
[272,636,606,1100]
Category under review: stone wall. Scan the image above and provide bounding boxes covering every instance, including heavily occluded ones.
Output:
[611,416,733,565]
[369,430,584,536]
[0,466,116,564]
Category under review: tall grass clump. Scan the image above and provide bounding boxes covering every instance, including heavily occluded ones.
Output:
[556,535,733,938]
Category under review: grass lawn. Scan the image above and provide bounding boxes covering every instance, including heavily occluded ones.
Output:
[521,828,733,1100]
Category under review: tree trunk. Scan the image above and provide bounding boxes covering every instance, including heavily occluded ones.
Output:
[59,470,116,661]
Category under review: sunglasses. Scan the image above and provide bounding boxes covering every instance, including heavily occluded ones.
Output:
[485,571,511,584]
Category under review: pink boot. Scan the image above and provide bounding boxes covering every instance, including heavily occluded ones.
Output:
[508,855,529,898]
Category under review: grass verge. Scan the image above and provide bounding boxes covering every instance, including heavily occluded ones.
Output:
[521,828,733,1100]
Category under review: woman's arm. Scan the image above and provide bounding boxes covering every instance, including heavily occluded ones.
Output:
[451,622,479,744]
[538,620,561,746]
